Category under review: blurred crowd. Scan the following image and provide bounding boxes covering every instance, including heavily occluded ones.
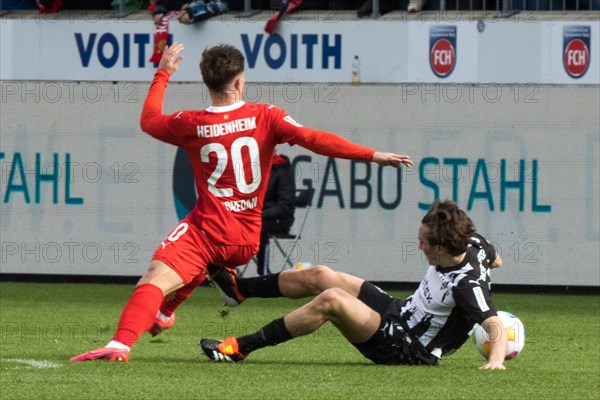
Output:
[2,0,598,17]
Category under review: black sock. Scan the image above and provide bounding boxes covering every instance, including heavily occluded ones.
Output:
[237,273,282,298]
[237,317,293,355]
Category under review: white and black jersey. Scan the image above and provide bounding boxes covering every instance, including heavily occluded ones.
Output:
[391,233,498,359]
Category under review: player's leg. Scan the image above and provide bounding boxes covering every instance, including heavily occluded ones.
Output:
[209,265,365,306]
[71,218,206,361]
[70,260,185,362]
[112,260,185,345]
[278,266,365,298]
[282,287,380,342]
[157,272,207,317]
[201,287,380,362]
[149,271,207,336]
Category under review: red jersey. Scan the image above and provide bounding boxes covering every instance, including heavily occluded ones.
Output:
[141,70,375,246]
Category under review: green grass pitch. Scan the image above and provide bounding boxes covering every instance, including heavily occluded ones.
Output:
[0,282,598,399]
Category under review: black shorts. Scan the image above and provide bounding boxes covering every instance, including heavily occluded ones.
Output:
[353,282,438,366]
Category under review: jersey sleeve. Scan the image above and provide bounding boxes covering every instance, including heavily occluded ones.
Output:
[472,232,498,268]
[140,69,185,147]
[453,280,498,324]
[268,107,375,162]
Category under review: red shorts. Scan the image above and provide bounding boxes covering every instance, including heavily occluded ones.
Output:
[152,215,258,284]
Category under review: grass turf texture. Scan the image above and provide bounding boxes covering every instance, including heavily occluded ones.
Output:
[0,282,598,400]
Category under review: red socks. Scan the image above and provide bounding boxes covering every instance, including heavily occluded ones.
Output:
[113,283,164,348]
[159,273,206,317]
[112,272,206,348]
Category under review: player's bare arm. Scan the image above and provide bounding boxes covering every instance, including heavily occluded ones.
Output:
[158,43,185,75]
[491,254,503,269]
[372,152,414,168]
[479,315,508,370]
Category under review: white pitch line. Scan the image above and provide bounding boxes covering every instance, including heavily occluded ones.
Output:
[1,358,62,369]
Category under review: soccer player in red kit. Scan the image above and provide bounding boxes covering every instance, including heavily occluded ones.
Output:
[70,43,414,362]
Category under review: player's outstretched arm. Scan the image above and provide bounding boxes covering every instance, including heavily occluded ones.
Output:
[479,315,507,370]
[491,254,503,269]
[372,152,414,168]
[275,112,415,167]
[158,43,185,75]
[140,43,185,144]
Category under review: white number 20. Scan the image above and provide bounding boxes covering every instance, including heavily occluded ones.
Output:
[200,137,262,197]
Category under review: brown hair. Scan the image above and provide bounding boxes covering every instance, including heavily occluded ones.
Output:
[200,44,245,92]
[421,200,476,256]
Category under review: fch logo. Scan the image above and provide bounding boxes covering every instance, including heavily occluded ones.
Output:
[430,26,457,78]
[563,25,591,79]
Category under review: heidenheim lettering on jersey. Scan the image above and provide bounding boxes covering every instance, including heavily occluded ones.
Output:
[197,117,257,138]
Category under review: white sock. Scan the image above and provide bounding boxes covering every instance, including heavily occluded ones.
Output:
[106,340,131,351]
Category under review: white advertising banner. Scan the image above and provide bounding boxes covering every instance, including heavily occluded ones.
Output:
[0,17,598,83]
[1,80,598,286]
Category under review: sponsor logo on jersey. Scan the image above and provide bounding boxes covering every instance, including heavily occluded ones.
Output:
[563,25,591,79]
[430,26,457,78]
[472,286,490,312]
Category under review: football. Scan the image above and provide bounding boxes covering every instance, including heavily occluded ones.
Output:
[472,311,525,360]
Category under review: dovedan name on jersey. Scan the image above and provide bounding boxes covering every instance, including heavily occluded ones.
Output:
[196,117,257,138]
[223,197,258,212]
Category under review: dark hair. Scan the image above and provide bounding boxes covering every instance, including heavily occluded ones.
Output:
[200,44,245,92]
[421,200,476,256]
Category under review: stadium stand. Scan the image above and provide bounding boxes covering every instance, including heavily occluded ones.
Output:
[1,0,597,14]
